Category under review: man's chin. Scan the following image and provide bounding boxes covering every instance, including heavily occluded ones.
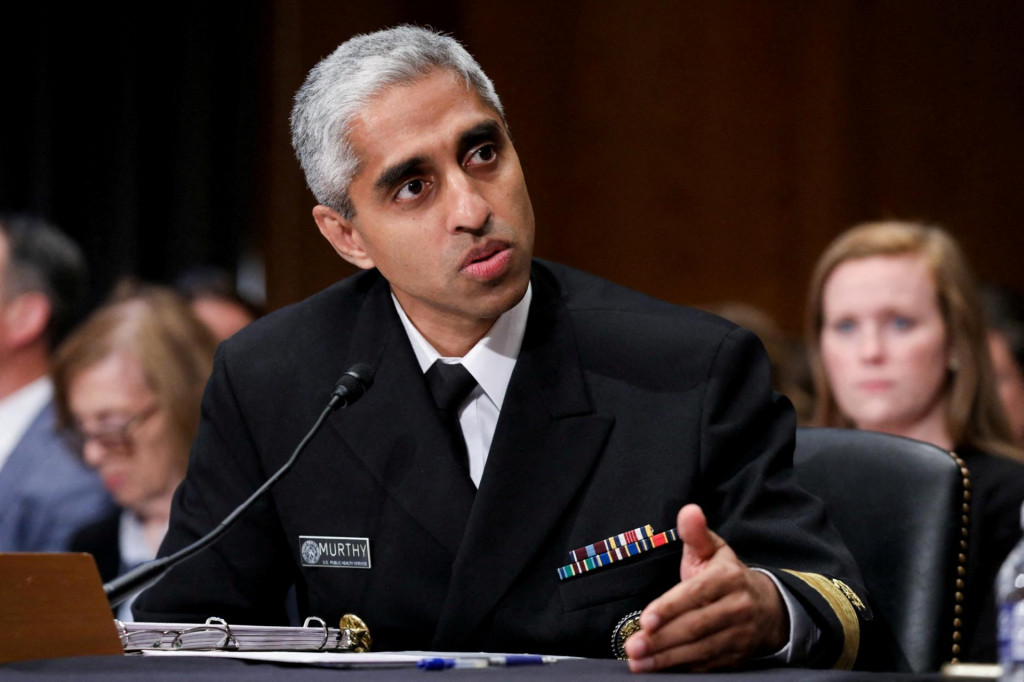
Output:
[477,270,530,318]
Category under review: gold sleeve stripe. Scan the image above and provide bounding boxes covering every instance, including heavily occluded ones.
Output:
[782,570,860,670]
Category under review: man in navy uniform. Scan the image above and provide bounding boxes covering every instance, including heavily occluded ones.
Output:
[137,26,875,672]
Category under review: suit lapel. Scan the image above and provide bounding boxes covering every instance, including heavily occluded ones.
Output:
[433,267,614,646]
[327,275,476,557]
[0,403,66,545]
[0,410,40,529]
[0,402,56,498]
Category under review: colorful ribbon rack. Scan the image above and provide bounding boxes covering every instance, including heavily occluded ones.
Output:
[557,527,678,581]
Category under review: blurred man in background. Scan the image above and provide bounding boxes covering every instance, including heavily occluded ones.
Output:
[0,214,113,551]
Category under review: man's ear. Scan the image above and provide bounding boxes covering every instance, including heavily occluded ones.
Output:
[313,205,375,270]
[1,291,50,351]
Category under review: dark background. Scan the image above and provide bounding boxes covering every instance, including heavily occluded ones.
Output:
[3,1,1023,332]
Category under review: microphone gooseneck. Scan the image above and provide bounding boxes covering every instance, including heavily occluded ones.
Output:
[104,362,375,608]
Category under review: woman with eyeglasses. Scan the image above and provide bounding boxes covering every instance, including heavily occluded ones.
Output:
[806,221,1024,661]
[52,286,217,620]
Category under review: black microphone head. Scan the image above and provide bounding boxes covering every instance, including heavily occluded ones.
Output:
[331,363,374,408]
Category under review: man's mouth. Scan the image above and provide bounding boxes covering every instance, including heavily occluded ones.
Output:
[461,242,512,280]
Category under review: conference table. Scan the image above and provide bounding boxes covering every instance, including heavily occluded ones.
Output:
[0,655,991,681]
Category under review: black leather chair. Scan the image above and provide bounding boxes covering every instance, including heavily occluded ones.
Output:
[793,427,968,673]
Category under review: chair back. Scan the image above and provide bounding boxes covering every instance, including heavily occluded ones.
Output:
[794,427,967,673]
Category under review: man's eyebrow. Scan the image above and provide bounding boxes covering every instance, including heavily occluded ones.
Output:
[374,156,427,192]
[458,120,503,156]
[372,120,503,192]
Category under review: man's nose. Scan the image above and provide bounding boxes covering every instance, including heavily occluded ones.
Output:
[446,172,491,233]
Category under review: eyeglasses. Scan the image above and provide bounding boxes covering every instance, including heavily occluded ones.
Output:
[64,403,160,454]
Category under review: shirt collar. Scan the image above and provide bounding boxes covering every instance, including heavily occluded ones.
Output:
[392,283,532,411]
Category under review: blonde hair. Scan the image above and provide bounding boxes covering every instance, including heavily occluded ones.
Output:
[52,286,218,467]
[806,221,1023,461]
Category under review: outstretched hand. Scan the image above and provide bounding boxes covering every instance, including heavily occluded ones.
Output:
[623,504,788,672]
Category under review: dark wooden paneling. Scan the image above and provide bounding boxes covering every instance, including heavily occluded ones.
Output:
[263,1,1024,333]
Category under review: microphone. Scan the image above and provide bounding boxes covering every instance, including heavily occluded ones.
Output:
[329,363,373,409]
[104,362,375,608]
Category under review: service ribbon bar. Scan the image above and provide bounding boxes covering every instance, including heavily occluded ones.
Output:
[568,524,654,563]
[557,528,678,581]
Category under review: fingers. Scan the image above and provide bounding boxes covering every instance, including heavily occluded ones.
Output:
[628,615,759,673]
[625,571,773,673]
[677,504,725,580]
[677,504,716,560]
[638,549,745,631]
[641,505,737,632]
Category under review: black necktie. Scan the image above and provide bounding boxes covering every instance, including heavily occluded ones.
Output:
[424,361,478,475]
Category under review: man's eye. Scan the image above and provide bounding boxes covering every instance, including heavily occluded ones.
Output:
[466,144,497,166]
[395,179,426,201]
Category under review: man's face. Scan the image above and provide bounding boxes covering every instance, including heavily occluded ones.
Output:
[317,69,535,342]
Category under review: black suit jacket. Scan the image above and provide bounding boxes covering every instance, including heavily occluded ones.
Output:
[136,261,875,667]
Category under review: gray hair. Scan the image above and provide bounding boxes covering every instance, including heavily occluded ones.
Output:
[290,25,504,219]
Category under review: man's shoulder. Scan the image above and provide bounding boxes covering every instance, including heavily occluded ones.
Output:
[534,261,758,386]
[222,269,383,356]
[0,400,113,552]
[5,401,105,494]
[536,259,739,343]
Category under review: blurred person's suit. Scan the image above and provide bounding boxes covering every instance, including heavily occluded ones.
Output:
[0,396,112,551]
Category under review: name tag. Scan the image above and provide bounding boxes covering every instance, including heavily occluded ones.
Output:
[299,535,372,569]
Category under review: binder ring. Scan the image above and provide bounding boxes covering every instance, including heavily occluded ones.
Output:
[172,617,238,650]
[301,616,329,651]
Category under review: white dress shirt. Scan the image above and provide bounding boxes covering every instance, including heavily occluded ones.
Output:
[392,285,531,488]
[391,284,814,662]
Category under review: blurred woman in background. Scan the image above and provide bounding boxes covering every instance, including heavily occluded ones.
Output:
[981,286,1024,448]
[52,286,217,620]
[806,221,1024,662]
